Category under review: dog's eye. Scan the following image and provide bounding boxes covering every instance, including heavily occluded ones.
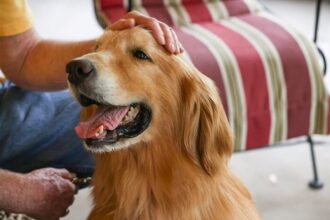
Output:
[132,49,152,61]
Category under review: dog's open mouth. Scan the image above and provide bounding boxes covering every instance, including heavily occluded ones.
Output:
[75,94,151,148]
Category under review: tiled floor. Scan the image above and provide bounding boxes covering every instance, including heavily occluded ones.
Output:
[20,0,330,219]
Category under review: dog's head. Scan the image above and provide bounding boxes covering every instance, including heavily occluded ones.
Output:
[67,27,233,174]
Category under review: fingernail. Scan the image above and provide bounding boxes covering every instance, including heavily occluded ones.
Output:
[179,43,184,53]
[70,172,77,178]
[170,43,175,52]
[176,44,181,54]
[160,35,165,45]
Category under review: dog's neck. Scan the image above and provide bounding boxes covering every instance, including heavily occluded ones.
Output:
[90,140,222,219]
[89,142,259,220]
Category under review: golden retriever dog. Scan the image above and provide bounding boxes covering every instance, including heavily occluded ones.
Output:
[66,27,260,220]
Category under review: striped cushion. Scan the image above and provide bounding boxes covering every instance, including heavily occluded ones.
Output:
[176,13,329,151]
[95,0,264,26]
[94,1,330,151]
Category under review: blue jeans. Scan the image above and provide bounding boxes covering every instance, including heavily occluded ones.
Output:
[0,81,95,178]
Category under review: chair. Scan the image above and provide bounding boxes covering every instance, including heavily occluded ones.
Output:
[93,0,329,189]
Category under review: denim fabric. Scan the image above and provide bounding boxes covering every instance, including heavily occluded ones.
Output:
[0,81,95,178]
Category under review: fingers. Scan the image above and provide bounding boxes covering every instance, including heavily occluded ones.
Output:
[126,12,166,45]
[159,23,183,54]
[110,18,135,30]
[111,11,182,54]
[159,23,174,53]
[59,197,74,218]
[49,169,78,195]
[52,168,75,181]
[57,179,76,218]
[146,20,166,46]
[62,178,78,195]
[56,178,76,218]
[169,26,184,54]
[23,168,78,220]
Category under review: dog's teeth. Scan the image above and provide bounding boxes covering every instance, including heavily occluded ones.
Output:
[101,130,107,136]
[128,110,134,117]
[122,105,140,124]
[128,106,139,115]
[124,115,130,122]
[95,125,105,137]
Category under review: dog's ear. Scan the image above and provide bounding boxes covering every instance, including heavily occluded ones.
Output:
[180,69,233,175]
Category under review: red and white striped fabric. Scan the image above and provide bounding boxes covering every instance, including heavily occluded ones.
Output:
[95,0,263,26]
[94,0,330,151]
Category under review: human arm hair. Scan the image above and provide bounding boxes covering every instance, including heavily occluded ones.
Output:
[0,29,95,91]
[0,168,76,219]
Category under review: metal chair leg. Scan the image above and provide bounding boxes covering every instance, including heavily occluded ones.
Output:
[127,0,133,12]
[313,0,322,43]
[313,0,327,76]
[317,46,327,76]
[307,136,324,189]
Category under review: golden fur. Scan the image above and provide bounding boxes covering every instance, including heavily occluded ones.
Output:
[73,27,260,220]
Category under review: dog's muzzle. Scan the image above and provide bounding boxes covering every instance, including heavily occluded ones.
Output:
[66,59,95,85]
[66,59,152,150]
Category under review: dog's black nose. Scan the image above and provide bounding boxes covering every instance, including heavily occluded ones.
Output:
[66,59,94,85]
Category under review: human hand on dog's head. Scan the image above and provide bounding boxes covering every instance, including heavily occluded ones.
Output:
[109,11,183,54]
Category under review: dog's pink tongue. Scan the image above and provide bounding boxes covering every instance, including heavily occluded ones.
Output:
[75,106,129,139]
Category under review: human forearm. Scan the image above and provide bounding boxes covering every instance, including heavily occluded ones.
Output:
[18,38,95,91]
[0,11,183,91]
[0,29,95,91]
[0,169,24,213]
